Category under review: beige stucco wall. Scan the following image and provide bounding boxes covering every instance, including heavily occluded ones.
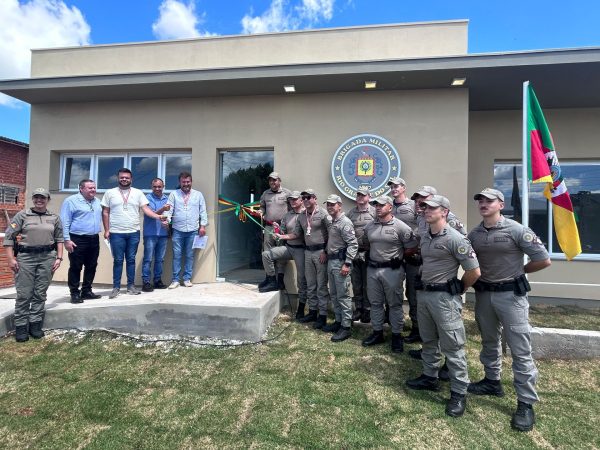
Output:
[469,109,600,300]
[28,88,469,286]
[30,21,468,78]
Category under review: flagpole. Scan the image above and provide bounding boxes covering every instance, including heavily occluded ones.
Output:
[522,81,530,228]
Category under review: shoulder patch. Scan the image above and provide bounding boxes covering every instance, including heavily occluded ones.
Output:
[457,245,469,255]
[10,223,17,229]
[523,232,534,243]
[403,231,412,240]
[327,215,333,221]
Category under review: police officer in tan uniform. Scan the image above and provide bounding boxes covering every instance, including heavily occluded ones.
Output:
[259,172,291,289]
[388,177,421,343]
[259,191,308,318]
[467,188,551,432]
[361,195,418,353]
[3,188,64,342]
[405,195,480,418]
[276,189,331,328]
[322,194,358,341]
[346,186,376,323]
[412,186,467,238]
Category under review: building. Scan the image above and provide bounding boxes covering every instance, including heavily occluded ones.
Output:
[0,20,598,303]
[0,136,29,288]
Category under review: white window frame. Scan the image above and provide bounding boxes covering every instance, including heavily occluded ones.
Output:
[494,160,600,262]
[60,152,192,193]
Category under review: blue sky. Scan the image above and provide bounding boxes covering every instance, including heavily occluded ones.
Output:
[1,0,600,143]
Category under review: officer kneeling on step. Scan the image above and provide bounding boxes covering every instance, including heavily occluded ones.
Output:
[467,188,551,432]
[405,195,480,418]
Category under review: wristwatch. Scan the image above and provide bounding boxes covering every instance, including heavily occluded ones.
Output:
[56,257,63,261]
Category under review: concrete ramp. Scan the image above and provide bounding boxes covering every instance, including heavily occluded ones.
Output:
[0,283,281,341]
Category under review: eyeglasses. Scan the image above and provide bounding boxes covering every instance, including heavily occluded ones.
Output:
[302,195,313,200]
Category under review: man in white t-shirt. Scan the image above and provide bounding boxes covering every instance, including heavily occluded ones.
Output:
[101,168,165,298]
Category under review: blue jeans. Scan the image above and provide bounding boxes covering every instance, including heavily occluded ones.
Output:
[142,236,168,283]
[110,231,140,288]
[172,229,196,282]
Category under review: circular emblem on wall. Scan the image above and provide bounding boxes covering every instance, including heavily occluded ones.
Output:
[331,134,402,199]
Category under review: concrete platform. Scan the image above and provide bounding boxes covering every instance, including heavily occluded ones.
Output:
[531,326,600,359]
[0,282,281,341]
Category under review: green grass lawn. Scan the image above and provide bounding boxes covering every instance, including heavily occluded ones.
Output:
[0,310,598,449]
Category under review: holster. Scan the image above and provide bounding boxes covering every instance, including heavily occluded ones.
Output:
[446,277,464,295]
[514,274,531,296]
[390,257,403,270]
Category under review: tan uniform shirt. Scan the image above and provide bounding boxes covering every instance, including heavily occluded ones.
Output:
[362,217,418,263]
[468,216,549,283]
[327,213,358,265]
[347,205,376,251]
[293,206,331,247]
[417,211,466,238]
[279,209,305,246]
[393,199,417,230]
[260,187,292,223]
[3,209,64,248]
[420,225,479,283]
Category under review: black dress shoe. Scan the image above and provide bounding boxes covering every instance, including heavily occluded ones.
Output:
[467,377,505,396]
[154,280,168,289]
[446,391,466,417]
[70,292,83,304]
[408,349,422,360]
[511,401,535,432]
[362,330,384,347]
[405,374,440,391]
[81,291,101,299]
[404,327,422,343]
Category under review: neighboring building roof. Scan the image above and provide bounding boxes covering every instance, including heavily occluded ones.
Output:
[2,47,600,111]
[0,136,29,148]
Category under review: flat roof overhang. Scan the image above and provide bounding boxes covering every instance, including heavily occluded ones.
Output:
[2,47,600,110]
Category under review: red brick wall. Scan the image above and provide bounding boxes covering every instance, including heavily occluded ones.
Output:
[0,138,28,288]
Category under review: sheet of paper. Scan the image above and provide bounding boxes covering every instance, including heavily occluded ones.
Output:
[103,238,112,255]
[193,235,208,249]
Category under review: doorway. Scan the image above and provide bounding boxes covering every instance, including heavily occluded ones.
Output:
[217,149,274,283]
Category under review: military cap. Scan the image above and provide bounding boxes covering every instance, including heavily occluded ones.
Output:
[324,194,343,204]
[410,185,438,200]
[474,188,505,202]
[423,195,450,209]
[356,186,371,196]
[287,190,302,199]
[301,189,317,197]
[268,172,281,180]
[370,195,393,206]
[32,187,50,199]
[387,177,406,186]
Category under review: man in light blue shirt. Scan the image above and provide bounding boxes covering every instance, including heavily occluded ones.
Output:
[166,172,208,288]
[60,179,103,303]
[142,178,170,292]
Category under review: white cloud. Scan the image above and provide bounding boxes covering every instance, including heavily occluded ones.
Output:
[152,0,215,41]
[0,0,91,106]
[241,0,335,34]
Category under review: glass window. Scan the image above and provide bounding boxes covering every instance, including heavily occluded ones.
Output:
[130,155,159,190]
[97,156,125,190]
[494,162,600,258]
[164,155,192,190]
[62,156,91,190]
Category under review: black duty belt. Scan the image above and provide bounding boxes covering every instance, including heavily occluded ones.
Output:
[18,244,55,253]
[368,261,393,269]
[286,243,305,249]
[418,283,451,293]
[473,280,515,292]
[306,244,326,251]
[329,249,347,261]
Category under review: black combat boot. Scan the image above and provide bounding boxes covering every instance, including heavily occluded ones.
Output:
[511,401,535,432]
[405,374,440,391]
[408,349,422,360]
[352,307,362,322]
[446,391,467,417]
[322,321,341,333]
[331,326,352,342]
[28,321,45,339]
[404,327,422,343]
[70,291,83,304]
[467,377,505,397]
[258,275,270,289]
[384,306,390,324]
[439,361,450,382]
[313,314,327,330]
[362,330,384,347]
[295,302,306,320]
[258,276,279,293]
[360,309,371,324]
[277,273,286,290]
[391,333,404,353]
[298,309,318,323]
[15,325,29,343]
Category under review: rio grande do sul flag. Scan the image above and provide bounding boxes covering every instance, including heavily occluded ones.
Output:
[526,84,581,260]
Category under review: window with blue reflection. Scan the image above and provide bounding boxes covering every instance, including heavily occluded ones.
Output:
[131,156,159,190]
[165,155,192,190]
[97,156,125,190]
[62,156,91,190]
